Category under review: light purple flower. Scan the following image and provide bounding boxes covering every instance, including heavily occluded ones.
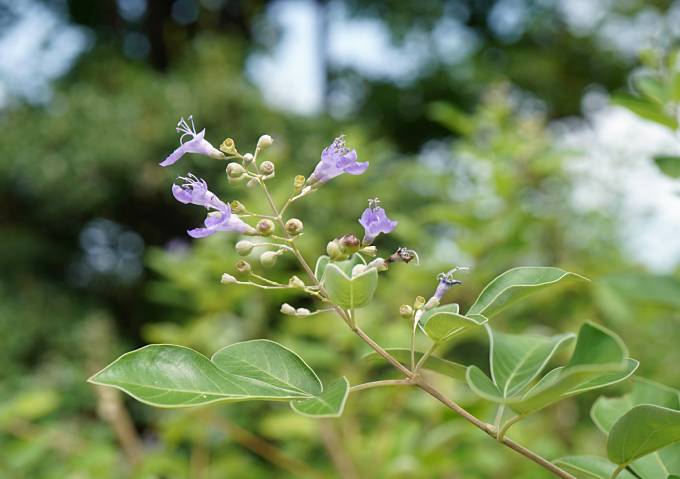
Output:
[359,198,397,244]
[160,116,225,167]
[309,136,368,183]
[430,267,468,302]
[172,174,255,238]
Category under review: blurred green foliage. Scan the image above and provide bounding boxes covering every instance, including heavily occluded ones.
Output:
[2,1,680,477]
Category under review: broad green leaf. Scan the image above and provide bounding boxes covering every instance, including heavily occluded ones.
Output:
[211,340,322,397]
[466,267,586,317]
[608,405,680,466]
[612,94,679,129]
[290,377,350,418]
[592,378,680,434]
[89,341,321,407]
[654,155,680,179]
[362,348,467,380]
[553,456,636,479]
[466,322,637,414]
[488,326,575,398]
[419,304,487,342]
[322,262,378,309]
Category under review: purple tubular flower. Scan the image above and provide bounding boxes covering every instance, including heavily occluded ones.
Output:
[172,174,255,238]
[160,116,225,167]
[433,276,462,302]
[309,136,368,183]
[359,198,397,244]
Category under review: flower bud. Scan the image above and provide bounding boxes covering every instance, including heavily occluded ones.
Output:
[235,260,252,275]
[221,273,237,284]
[414,296,426,309]
[257,134,273,150]
[230,200,246,213]
[284,218,304,236]
[339,234,361,255]
[256,219,275,236]
[399,304,414,319]
[293,175,306,193]
[288,275,306,289]
[260,251,278,267]
[281,303,296,315]
[220,138,239,156]
[296,308,311,317]
[326,239,345,261]
[243,153,254,164]
[368,258,388,271]
[246,178,258,188]
[235,240,254,256]
[352,264,368,276]
[360,245,377,256]
[259,160,275,176]
[227,162,246,180]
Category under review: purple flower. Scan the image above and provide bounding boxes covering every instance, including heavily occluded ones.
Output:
[172,174,255,238]
[309,136,368,183]
[430,267,468,303]
[359,198,397,244]
[160,116,225,167]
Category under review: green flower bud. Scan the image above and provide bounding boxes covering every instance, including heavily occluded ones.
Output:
[399,304,414,319]
[284,218,304,236]
[220,138,239,156]
[360,245,377,256]
[326,239,345,261]
[235,240,254,256]
[235,260,252,275]
[260,251,278,267]
[230,200,246,213]
[414,296,426,309]
[293,175,305,193]
[226,162,246,180]
[259,160,275,176]
[221,273,237,284]
[257,134,273,150]
[256,219,275,236]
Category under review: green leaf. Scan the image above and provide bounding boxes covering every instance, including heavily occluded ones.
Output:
[608,405,680,466]
[362,348,466,380]
[419,304,487,342]
[314,255,331,280]
[654,155,680,179]
[466,322,637,414]
[89,341,322,407]
[553,456,636,479]
[488,326,575,398]
[612,94,679,129]
[322,262,378,309]
[290,377,350,418]
[211,340,322,397]
[466,267,586,317]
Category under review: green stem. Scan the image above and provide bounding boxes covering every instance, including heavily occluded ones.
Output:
[610,464,627,479]
[414,342,438,373]
[350,379,413,393]
[498,414,525,441]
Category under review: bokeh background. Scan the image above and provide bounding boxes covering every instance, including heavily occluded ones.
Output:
[2,0,680,477]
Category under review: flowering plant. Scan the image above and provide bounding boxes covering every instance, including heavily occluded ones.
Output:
[90,117,680,479]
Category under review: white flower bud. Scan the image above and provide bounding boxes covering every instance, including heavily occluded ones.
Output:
[260,251,278,267]
[288,275,305,289]
[257,134,273,150]
[221,273,237,284]
[280,303,296,315]
[259,160,275,176]
[424,297,440,310]
[352,264,368,276]
[295,308,311,317]
[243,153,254,164]
[235,240,254,256]
[227,162,246,180]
